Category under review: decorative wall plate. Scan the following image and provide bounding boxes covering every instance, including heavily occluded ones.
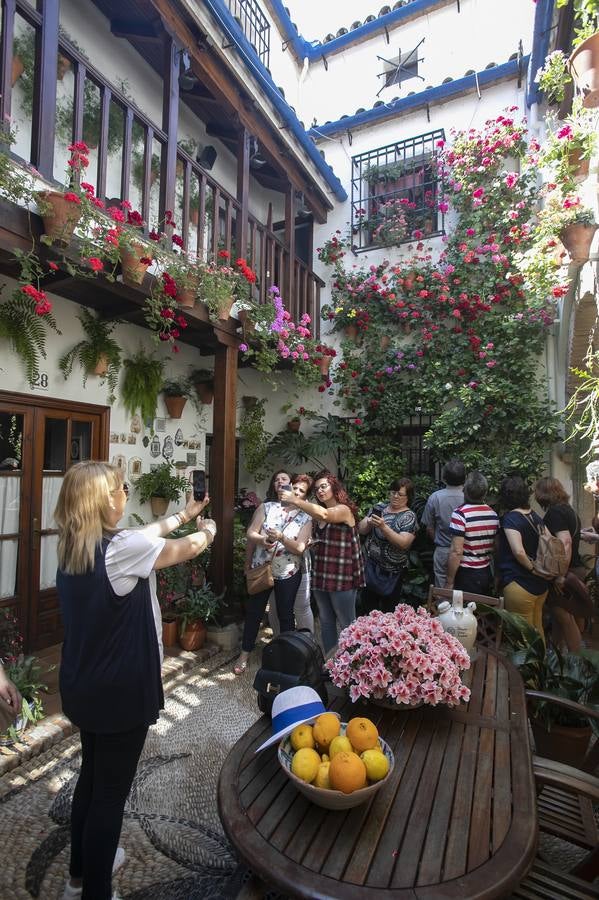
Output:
[174,428,184,446]
[150,435,161,457]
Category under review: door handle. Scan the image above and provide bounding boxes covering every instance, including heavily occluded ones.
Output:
[32,517,41,551]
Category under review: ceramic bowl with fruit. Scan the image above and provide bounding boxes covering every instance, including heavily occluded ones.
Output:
[278,713,394,810]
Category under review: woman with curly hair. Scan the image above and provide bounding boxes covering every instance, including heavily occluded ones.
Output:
[286,470,365,653]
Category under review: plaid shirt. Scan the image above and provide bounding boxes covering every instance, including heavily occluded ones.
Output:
[311,521,365,592]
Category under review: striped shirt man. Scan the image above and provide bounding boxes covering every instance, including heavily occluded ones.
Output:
[449,504,499,569]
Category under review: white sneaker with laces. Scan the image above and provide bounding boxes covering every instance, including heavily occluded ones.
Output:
[61,847,126,899]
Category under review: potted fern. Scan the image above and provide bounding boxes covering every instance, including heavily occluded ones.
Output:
[59,309,122,401]
[134,462,189,517]
[162,377,192,419]
[122,351,165,422]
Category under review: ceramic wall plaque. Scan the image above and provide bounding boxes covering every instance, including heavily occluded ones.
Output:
[162,435,174,459]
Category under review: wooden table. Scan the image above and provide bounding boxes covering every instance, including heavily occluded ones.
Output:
[218,649,537,899]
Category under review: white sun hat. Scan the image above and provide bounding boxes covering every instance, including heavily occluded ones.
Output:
[255,685,327,753]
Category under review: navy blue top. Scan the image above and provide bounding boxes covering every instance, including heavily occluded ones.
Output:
[58,538,163,733]
[498,510,548,595]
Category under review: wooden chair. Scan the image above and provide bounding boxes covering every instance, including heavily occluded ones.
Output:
[510,755,599,898]
[427,585,504,649]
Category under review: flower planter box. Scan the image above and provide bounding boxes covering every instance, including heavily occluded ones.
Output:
[194,382,214,405]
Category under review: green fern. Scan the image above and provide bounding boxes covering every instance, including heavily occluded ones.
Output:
[0,292,60,384]
[59,309,121,401]
[122,350,165,422]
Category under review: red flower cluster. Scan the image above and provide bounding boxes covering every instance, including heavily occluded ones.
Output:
[235,257,257,284]
[162,272,178,298]
[22,283,52,316]
[67,141,90,171]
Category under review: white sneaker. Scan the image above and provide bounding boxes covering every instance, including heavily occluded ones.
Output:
[61,848,126,899]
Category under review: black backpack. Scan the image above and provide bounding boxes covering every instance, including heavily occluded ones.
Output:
[253,630,328,716]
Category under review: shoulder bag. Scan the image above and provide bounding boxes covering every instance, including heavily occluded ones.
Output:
[245,518,293,596]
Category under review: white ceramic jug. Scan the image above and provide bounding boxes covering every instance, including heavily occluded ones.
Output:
[437,590,478,660]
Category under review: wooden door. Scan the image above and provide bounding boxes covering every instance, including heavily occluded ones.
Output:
[0,393,108,651]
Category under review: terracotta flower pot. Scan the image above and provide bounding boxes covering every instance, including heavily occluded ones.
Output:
[560,222,598,263]
[194,382,214,405]
[531,719,592,768]
[37,190,82,244]
[179,619,207,651]
[57,54,71,80]
[344,324,359,341]
[216,296,235,320]
[317,356,332,376]
[92,352,109,377]
[120,242,150,286]
[150,496,169,517]
[162,617,179,648]
[568,147,590,180]
[242,395,258,409]
[164,395,187,418]
[176,289,196,308]
[569,31,599,109]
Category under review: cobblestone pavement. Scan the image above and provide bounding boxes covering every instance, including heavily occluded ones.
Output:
[0,644,265,899]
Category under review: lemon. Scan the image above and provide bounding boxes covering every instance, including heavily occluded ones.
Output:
[291,747,321,783]
[329,735,353,758]
[314,760,331,789]
[361,749,390,782]
[290,723,315,751]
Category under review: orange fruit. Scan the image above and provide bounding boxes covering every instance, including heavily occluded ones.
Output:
[312,712,340,752]
[329,751,367,793]
[346,717,379,753]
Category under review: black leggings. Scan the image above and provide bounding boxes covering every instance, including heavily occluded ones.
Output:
[70,723,149,899]
[242,570,300,652]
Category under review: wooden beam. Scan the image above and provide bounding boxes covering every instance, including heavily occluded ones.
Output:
[284,182,295,307]
[159,36,180,223]
[149,0,331,223]
[31,0,59,179]
[237,127,250,259]
[209,341,238,602]
[110,19,160,41]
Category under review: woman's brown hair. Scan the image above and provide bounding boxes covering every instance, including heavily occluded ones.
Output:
[313,470,359,517]
[292,473,314,494]
[534,476,570,509]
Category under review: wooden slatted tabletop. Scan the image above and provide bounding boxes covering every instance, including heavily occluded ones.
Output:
[218,648,537,899]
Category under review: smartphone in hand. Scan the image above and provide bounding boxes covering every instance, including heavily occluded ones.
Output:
[280,484,293,505]
[192,469,206,502]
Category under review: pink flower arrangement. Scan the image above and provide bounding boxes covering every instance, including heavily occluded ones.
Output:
[326,604,471,707]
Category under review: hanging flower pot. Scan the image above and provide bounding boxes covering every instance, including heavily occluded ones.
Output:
[401,321,412,335]
[120,242,150,286]
[36,190,82,244]
[57,53,71,80]
[216,296,235,321]
[568,147,590,180]
[11,55,24,86]
[194,382,214,405]
[92,352,109,377]
[344,324,359,341]
[176,289,196,308]
[179,619,207,651]
[164,395,187,418]
[569,31,599,108]
[162,617,179,648]
[150,496,169,517]
[560,222,598,263]
[317,356,332,376]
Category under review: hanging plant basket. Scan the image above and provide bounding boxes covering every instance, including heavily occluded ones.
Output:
[569,31,599,108]
[120,242,150,286]
[36,190,82,245]
[164,395,187,418]
[11,55,24,86]
[287,417,301,433]
[91,352,109,376]
[150,496,169,517]
[560,222,598,263]
[194,382,214,405]
[343,324,359,341]
[242,395,259,409]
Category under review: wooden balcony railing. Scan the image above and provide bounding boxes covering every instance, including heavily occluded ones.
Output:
[1,0,323,335]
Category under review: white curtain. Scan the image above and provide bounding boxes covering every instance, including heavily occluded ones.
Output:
[40,476,63,590]
[0,477,20,599]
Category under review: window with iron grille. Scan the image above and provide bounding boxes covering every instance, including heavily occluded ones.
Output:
[351,129,445,252]
[226,0,271,69]
[397,414,436,478]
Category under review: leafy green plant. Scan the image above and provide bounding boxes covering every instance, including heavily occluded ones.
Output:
[162,377,192,398]
[59,309,122,401]
[2,654,46,740]
[176,582,225,632]
[239,398,271,481]
[122,351,164,421]
[557,0,599,47]
[134,462,188,504]
[189,368,214,384]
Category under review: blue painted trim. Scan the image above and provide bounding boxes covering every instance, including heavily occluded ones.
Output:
[308,57,530,138]
[526,0,556,107]
[201,0,347,202]
[268,0,451,62]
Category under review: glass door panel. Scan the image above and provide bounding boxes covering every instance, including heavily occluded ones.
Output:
[0,411,24,601]
[43,418,68,471]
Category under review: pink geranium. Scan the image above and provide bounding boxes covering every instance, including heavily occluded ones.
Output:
[326,605,471,707]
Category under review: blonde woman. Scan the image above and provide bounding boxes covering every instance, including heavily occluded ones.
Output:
[55,462,215,900]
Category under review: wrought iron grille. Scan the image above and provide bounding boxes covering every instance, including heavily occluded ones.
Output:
[226,0,271,69]
[351,129,445,252]
[397,414,436,478]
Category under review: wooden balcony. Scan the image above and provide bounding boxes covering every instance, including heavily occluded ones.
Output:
[0,0,324,334]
